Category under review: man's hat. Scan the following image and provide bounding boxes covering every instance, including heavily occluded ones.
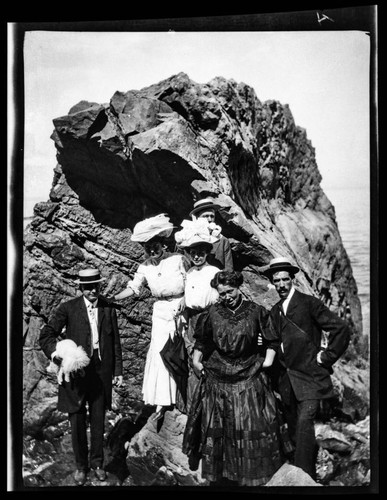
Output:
[189,197,220,217]
[75,268,105,284]
[262,257,300,279]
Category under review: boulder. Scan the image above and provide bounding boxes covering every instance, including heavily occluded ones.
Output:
[126,409,206,486]
[265,463,322,486]
[22,72,369,486]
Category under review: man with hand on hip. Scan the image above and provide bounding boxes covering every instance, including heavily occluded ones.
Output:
[39,268,123,485]
[263,257,351,480]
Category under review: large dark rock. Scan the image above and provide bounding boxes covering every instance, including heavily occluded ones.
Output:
[23,72,369,486]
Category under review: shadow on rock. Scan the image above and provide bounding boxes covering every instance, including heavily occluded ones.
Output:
[104,403,154,482]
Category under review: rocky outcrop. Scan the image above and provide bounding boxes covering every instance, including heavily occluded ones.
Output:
[23,72,369,487]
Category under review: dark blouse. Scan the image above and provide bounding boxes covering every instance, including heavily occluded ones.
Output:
[193,299,279,383]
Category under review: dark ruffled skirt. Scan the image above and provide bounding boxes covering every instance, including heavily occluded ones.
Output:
[191,371,292,486]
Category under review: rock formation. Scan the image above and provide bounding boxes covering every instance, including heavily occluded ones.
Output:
[22,72,370,487]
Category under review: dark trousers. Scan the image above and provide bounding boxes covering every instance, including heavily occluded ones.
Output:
[282,385,319,480]
[68,350,105,471]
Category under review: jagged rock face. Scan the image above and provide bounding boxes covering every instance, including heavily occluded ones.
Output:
[23,73,368,483]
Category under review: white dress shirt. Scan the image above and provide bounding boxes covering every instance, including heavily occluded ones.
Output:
[282,286,295,315]
[280,286,295,353]
[84,297,100,356]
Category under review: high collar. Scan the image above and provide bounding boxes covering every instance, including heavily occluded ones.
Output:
[191,261,209,271]
[83,296,97,308]
[283,286,295,304]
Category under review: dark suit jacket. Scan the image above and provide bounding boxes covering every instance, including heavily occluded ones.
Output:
[39,295,123,413]
[270,289,351,401]
[207,235,234,271]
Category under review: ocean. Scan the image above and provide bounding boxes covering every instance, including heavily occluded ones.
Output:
[326,186,370,338]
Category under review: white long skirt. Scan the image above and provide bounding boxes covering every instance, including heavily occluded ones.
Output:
[142,298,182,406]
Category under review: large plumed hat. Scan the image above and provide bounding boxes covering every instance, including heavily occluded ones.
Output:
[189,197,220,217]
[75,268,105,284]
[175,219,219,249]
[131,214,174,242]
[262,257,300,279]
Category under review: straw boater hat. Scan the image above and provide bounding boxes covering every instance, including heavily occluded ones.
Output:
[189,197,220,217]
[75,268,105,284]
[262,257,300,279]
[131,214,174,243]
[175,219,219,249]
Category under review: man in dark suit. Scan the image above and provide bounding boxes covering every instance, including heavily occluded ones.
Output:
[39,268,123,485]
[190,197,234,271]
[263,257,351,480]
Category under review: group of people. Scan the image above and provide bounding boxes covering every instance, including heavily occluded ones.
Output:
[39,197,351,487]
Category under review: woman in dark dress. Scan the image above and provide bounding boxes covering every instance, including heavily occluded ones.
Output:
[187,270,289,486]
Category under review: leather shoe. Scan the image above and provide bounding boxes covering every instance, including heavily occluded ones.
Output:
[151,409,165,422]
[94,467,107,481]
[74,469,87,486]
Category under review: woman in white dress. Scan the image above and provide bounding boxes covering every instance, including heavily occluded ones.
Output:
[174,219,221,413]
[111,214,190,421]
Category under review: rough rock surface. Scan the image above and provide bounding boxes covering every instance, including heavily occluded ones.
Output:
[126,409,206,486]
[22,72,370,487]
[265,463,322,486]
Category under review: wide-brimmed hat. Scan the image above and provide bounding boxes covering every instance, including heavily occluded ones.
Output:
[262,257,300,279]
[181,236,214,250]
[175,219,219,249]
[189,197,220,217]
[75,268,105,284]
[131,213,174,243]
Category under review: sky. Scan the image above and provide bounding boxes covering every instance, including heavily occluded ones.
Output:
[15,28,371,218]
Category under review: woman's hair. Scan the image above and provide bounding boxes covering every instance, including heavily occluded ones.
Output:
[210,270,243,289]
[186,242,212,253]
[145,235,165,244]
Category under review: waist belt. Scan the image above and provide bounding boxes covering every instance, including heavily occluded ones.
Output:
[187,306,206,316]
[157,292,184,301]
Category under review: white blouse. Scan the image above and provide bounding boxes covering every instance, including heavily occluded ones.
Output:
[184,264,220,310]
[126,253,187,298]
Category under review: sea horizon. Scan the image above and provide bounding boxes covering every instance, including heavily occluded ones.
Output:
[325,185,370,338]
